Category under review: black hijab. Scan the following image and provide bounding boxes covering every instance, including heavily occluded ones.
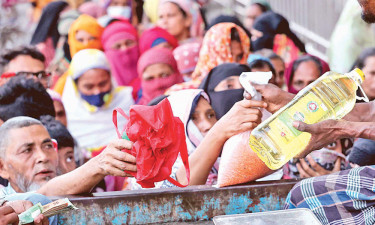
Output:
[199,63,250,119]
[252,11,306,53]
[30,1,68,47]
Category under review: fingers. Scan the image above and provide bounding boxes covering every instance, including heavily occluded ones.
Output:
[306,155,329,175]
[333,158,342,172]
[299,159,317,177]
[105,166,132,177]
[109,156,137,172]
[0,206,19,225]
[239,99,267,109]
[292,121,314,133]
[296,162,311,178]
[6,200,33,214]
[243,91,252,100]
[108,139,134,151]
[34,214,49,225]
[111,150,136,165]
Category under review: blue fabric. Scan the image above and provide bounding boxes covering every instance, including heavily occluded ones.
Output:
[80,90,110,107]
[285,166,375,225]
[151,38,167,47]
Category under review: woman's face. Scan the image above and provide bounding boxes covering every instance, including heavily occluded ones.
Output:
[142,63,174,81]
[292,60,320,91]
[214,75,242,92]
[58,147,76,174]
[77,69,112,95]
[230,40,244,63]
[361,56,375,100]
[111,39,137,51]
[191,97,217,137]
[157,2,191,40]
[75,30,97,46]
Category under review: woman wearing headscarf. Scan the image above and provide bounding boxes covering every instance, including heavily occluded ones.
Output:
[199,63,250,120]
[284,54,330,94]
[251,11,306,64]
[62,49,134,157]
[139,26,179,54]
[164,89,218,186]
[137,48,184,105]
[173,42,201,81]
[101,19,140,99]
[53,14,104,95]
[192,22,250,82]
[157,0,204,43]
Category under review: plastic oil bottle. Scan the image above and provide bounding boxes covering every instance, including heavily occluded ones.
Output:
[249,68,369,170]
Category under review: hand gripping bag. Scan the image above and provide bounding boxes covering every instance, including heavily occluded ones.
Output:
[217,131,272,187]
[113,98,190,188]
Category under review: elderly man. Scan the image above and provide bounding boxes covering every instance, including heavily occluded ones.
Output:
[0,116,136,196]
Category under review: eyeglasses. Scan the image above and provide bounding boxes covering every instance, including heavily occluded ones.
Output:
[1,71,51,79]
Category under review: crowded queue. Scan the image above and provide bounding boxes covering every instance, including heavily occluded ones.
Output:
[2,0,375,224]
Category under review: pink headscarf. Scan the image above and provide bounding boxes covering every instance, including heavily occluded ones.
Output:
[285,54,330,94]
[137,48,184,105]
[173,42,201,75]
[139,26,179,54]
[160,0,204,38]
[78,2,106,18]
[101,20,140,97]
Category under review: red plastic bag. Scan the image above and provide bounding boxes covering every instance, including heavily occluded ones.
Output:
[113,99,190,188]
[217,131,273,187]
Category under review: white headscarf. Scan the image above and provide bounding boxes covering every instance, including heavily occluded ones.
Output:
[62,49,134,156]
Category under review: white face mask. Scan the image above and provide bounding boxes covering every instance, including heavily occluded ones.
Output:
[107,6,131,19]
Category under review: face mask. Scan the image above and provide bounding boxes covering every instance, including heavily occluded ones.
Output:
[208,89,244,120]
[80,90,111,107]
[107,6,131,19]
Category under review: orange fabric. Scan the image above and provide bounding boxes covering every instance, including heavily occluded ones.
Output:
[273,34,303,65]
[68,14,104,57]
[53,71,69,95]
[192,22,250,81]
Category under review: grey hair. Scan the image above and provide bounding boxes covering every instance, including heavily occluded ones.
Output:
[0,116,42,159]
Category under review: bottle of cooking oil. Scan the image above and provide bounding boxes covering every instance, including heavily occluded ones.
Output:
[249,68,369,170]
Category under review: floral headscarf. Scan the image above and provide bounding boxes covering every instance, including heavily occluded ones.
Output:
[192,22,250,81]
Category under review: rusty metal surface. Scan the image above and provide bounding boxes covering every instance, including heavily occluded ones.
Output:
[57,180,298,224]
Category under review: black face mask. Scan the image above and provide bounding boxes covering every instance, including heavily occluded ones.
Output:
[209,88,245,120]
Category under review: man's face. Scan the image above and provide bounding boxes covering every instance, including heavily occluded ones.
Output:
[358,0,375,23]
[3,55,49,88]
[0,125,58,193]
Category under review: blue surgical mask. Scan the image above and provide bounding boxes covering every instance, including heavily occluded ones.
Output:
[80,90,111,107]
[107,6,131,19]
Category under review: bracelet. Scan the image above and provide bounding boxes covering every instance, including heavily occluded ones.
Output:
[0,197,7,206]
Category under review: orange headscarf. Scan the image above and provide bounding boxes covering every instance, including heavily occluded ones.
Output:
[192,22,250,81]
[68,14,104,57]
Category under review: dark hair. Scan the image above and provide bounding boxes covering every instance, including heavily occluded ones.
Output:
[291,55,322,80]
[252,3,268,13]
[0,75,55,122]
[249,59,276,77]
[268,53,284,62]
[40,115,75,149]
[353,47,375,70]
[0,46,45,70]
[230,27,241,42]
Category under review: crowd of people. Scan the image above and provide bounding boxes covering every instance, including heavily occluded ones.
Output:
[2,0,375,224]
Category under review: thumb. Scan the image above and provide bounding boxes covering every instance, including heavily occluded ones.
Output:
[250,82,263,93]
[292,121,314,132]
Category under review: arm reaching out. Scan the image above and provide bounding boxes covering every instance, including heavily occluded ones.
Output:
[37,139,136,196]
[176,99,266,186]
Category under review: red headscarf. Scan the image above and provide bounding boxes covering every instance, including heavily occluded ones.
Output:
[137,48,183,105]
[285,54,330,94]
[101,20,140,97]
[139,26,179,54]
